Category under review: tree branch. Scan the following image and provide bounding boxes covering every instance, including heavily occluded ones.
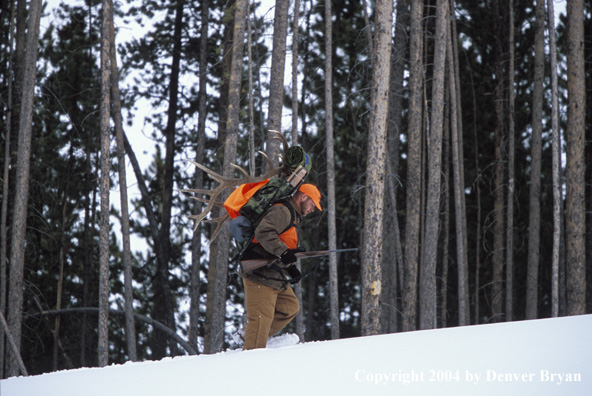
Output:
[0,310,28,376]
[28,308,198,356]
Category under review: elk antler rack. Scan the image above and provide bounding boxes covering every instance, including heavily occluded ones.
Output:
[180,130,289,242]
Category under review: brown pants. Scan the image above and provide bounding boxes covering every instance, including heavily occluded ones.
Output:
[242,278,300,350]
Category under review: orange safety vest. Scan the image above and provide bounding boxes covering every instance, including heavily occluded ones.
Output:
[224,180,298,249]
[251,203,297,249]
[224,180,269,219]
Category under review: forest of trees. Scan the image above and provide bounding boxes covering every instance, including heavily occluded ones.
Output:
[0,0,590,378]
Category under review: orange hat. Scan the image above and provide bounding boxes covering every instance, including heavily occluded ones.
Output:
[299,183,322,211]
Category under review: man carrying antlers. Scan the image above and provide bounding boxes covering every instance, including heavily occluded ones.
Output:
[239,183,322,350]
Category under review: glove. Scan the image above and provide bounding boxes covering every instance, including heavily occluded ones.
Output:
[286,265,302,279]
[280,249,298,265]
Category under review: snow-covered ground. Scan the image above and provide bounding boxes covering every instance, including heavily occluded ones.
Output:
[3,314,590,396]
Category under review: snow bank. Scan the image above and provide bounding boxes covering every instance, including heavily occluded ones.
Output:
[3,314,590,395]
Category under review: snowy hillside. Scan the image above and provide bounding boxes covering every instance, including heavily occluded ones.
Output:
[2,314,590,396]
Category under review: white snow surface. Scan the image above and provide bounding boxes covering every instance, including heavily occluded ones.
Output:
[2,315,590,396]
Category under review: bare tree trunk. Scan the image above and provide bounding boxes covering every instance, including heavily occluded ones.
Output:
[402,0,423,333]
[189,0,209,354]
[440,99,450,329]
[97,0,113,368]
[491,0,506,323]
[465,47,482,325]
[153,0,185,358]
[382,0,408,334]
[361,0,392,336]
[0,311,26,376]
[247,0,256,174]
[117,124,175,360]
[451,3,470,327]
[447,18,468,327]
[264,0,289,166]
[323,0,339,340]
[216,3,233,149]
[290,0,306,342]
[80,153,96,367]
[53,192,68,371]
[0,0,17,377]
[505,0,516,322]
[305,268,317,341]
[9,0,27,181]
[205,0,247,353]
[385,157,404,332]
[565,0,586,316]
[419,0,448,331]
[110,16,137,362]
[559,219,567,315]
[5,0,41,377]
[526,0,544,320]
[546,0,561,318]
[291,0,301,145]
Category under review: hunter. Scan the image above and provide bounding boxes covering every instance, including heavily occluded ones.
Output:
[239,183,322,350]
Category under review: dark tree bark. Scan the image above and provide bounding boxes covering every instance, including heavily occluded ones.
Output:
[152,0,185,359]
[447,5,469,326]
[419,0,448,330]
[110,15,137,361]
[565,0,586,316]
[402,0,423,333]
[290,0,306,342]
[264,0,290,166]
[505,0,516,322]
[97,0,112,368]
[546,0,561,318]
[324,0,340,340]
[5,0,42,377]
[526,0,544,320]
[0,0,18,378]
[383,0,408,334]
[361,0,393,336]
[491,0,507,323]
[189,0,209,354]
[204,0,247,354]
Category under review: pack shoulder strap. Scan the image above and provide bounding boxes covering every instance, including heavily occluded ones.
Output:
[237,200,296,260]
[275,200,297,235]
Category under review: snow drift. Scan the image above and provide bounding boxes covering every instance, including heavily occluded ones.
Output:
[2,314,590,396]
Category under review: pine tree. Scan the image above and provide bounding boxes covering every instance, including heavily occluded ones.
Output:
[419,0,449,330]
[565,0,586,316]
[361,0,392,336]
[402,0,423,332]
[525,0,545,320]
[6,0,42,377]
[204,0,248,354]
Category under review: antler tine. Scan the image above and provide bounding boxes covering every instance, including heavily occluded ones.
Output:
[190,161,233,185]
[183,160,242,230]
[183,153,285,235]
[258,150,278,175]
[187,197,219,229]
[192,159,275,186]
[203,213,231,243]
[187,195,225,207]
[188,212,230,240]
[179,187,221,196]
[231,163,250,178]
[268,130,289,154]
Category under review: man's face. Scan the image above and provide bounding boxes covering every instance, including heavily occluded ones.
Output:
[300,194,316,216]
